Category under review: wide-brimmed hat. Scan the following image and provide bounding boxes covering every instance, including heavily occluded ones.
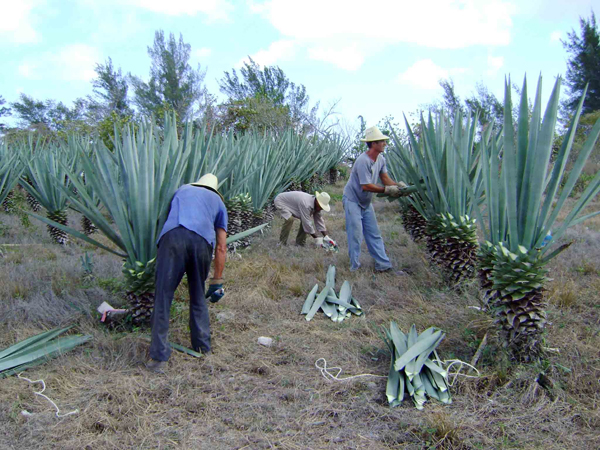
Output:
[360,126,390,142]
[190,174,224,201]
[315,191,331,212]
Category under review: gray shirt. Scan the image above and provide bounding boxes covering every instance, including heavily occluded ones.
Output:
[343,152,388,209]
[273,191,327,235]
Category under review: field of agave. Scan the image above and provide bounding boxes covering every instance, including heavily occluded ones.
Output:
[0,117,345,323]
[1,75,600,448]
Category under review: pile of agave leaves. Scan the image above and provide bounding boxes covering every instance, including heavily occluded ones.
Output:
[380,322,451,409]
[302,265,363,322]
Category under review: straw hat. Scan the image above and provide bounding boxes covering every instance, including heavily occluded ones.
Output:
[315,191,331,212]
[191,174,224,201]
[360,126,390,142]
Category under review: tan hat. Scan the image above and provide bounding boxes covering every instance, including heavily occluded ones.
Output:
[315,191,331,212]
[360,126,390,142]
[190,173,224,201]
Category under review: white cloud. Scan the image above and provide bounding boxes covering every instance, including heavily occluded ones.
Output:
[126,0,234,21]
[0,0,40,43]
[18,44,101,82]
[398,59,466,90]
[241,40,296,67]
[250,0,515,70]
[194,47,212,59]
[487,55,504,76]
[550,30,562,42]
[308,46,364,71]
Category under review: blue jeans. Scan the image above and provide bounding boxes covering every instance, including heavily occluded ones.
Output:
[343,196,392,272]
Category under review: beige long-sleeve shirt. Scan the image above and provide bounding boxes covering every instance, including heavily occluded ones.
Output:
[274,191,327,235]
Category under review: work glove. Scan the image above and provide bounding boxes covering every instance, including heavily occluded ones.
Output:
[314,237,324,248]
[323,235,337,247]
[397,181,408,189]
[206,278,224,303]
[384,185,401,198]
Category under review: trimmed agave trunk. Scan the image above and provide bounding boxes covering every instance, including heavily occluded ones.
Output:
[400,202,427,242]
[26,193,42,212]
[426,213,479,285]
[225,196,243,237]
[81,216,97,236]
[478,241,496,307]
[488,244,548,362]
[123,259,156,325]
[239,193,254,232]
[2,190,15,213]
[329,167,339,184]
[286,179,302,192]
[47,210,69,245]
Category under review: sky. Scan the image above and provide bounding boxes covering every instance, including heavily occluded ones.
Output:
[0,0,597,132]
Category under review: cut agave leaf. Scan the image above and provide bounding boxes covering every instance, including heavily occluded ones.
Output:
[301,284,319,314]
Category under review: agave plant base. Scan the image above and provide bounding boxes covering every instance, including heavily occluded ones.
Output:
[2,190,15,213]
[488,244,549,362]
[26,193,41,212]
[47,210,69,245]
[400,203,427,242]
[426,213,479,285]
[81,216,97,236]
[126,291,154,325]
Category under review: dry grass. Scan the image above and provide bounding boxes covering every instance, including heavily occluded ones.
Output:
[1,185,600,449]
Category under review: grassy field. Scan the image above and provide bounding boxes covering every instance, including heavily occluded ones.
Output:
[1,183,599,449]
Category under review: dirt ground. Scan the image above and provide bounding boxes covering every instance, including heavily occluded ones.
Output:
[0,183,599,449]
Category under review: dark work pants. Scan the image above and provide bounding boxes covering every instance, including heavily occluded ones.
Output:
[150,226,212,361]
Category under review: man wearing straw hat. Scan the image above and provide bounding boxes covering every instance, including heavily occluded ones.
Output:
[147,174,228,372]
[273,190,336,249]
[343,126,408,272]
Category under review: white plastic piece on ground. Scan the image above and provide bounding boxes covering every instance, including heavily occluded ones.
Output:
[257,336,273,347]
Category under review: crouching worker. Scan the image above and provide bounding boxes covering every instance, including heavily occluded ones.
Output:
[146,174,228,373]
[273,190,336,249]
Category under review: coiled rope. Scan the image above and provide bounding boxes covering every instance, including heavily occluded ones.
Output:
[18,373,79,418]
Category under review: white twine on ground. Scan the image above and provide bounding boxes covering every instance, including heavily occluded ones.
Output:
[315,358,387,382]
[17,373,79,418]
[315,357,481,385]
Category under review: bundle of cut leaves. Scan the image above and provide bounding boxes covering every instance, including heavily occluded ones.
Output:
[302,265,363,322]
[380,322,451,409]
[0,326,92,378]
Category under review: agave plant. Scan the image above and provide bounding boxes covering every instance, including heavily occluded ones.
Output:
[389,110,484,284]
[0,141,22,209]
[20,142,77,245]
[477,76,600,360]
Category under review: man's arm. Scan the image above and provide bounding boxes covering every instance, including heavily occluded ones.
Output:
[213,228,227,280]
[361,183,385,193]
[380,172,398,186]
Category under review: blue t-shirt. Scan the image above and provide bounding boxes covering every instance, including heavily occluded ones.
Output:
[157,184,228,248]
[343,152,388,209]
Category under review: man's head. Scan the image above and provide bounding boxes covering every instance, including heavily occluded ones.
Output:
[314,191,331,212]
[190,173,224,201]
[361,126,389,153]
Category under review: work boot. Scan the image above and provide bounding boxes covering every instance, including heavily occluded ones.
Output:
[145,359,167,373]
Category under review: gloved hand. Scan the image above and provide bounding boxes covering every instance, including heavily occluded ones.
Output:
[314,237,324,248]
[323,235,337,247]
[397,181,408,189]
[206,278,224,303]
[384,185,401,198]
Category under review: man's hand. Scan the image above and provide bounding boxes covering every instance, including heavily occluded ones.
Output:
[323,235,337,247]
[397,181,408,189]
[206,278,224,303]
[314,237,324,248]
[384,185,401,198]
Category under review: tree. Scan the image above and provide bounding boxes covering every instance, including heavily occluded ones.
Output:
[11,93,92,136]
[562,11,600,115]
[0,96,10,131]
[218,57,317,133]
[130,30,206,122]
[89,58,132,118]
[465,82,504,129]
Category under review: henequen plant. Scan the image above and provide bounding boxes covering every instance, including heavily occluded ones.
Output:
[477,76,600,361]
